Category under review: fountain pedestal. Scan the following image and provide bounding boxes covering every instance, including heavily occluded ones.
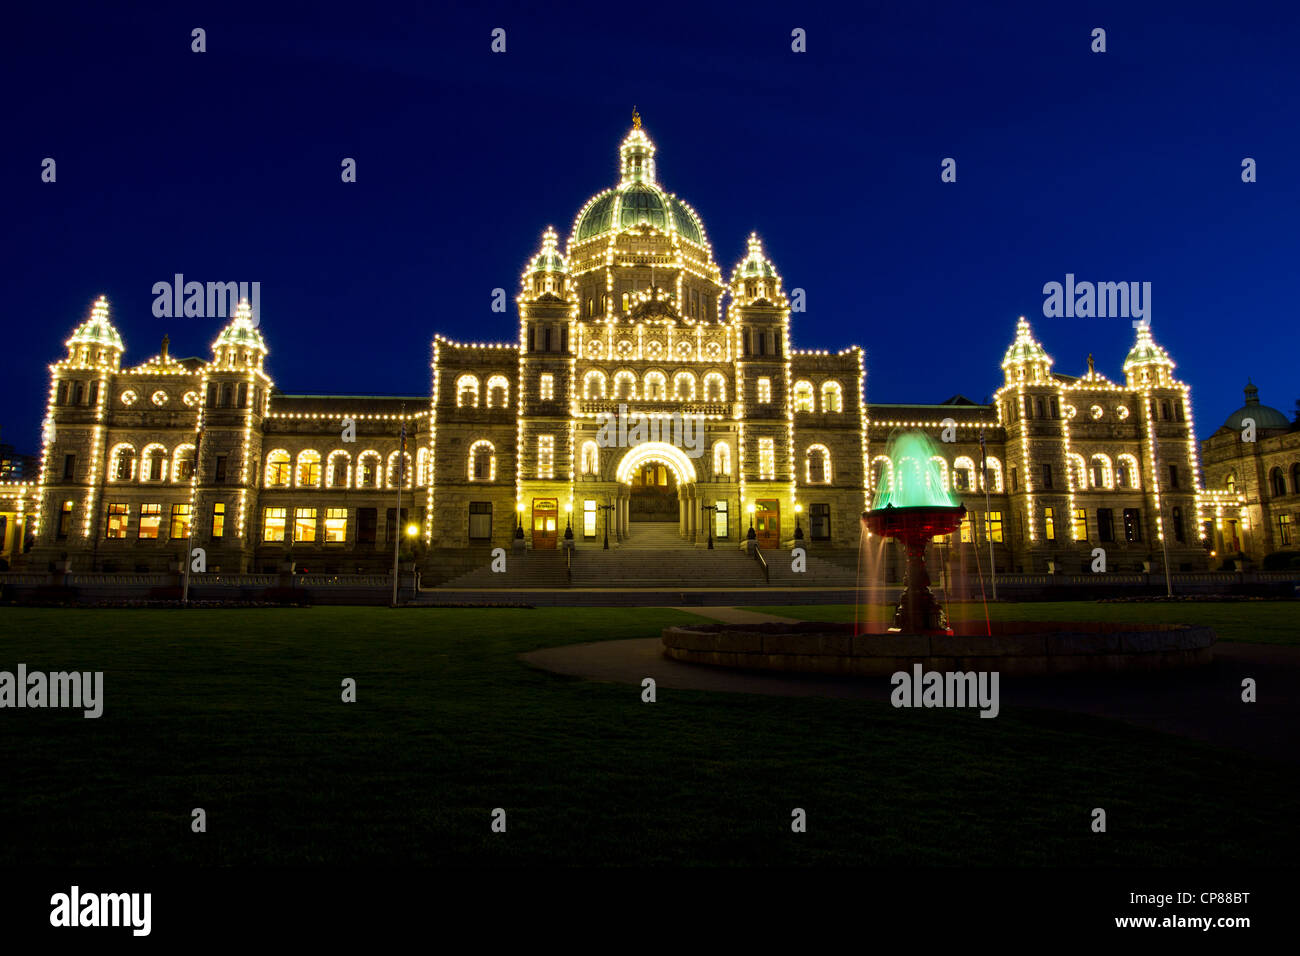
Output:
[862,505,966,634]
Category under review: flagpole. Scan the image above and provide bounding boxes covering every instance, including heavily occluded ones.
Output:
[391,407,406,607]
[182,427,202,605]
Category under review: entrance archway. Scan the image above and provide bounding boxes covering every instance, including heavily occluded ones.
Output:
[614,442,699,539]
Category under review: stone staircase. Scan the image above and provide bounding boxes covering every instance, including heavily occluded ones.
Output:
[616,521,693,550]
[569,545,764,588]
[435,550,569,590]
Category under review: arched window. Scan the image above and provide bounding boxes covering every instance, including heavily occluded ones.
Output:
[1117,454,1140,490]
[1067,453,1088,490]
[141,443,168,482]
[386,450,413,488]
[981,456,1004,492]
[703,372,726,403]
[171,444,197,483]
[673,371,696,401]
[643,371,666,400]
[1225,472,1236,493]
[296,450,322,487]
[469,440,496,481]
[583,370,607,399]
[416,447,430,486]
[1089,453,1113,490]
[821,380,843,413]
[1270,467,1286,497]
[1292,463,1300,494]
[220,384,233,407]
[805,445,832,484]
[326,450,352,488]
[580,441,599,476]
[485,375,509,409]
[871,456,894,494]
[793,380,814,413]
[929,456,950,492]
[109,443,137,482]
[357,451,381,489]
[456,375,479,408]
[952,456,976,493]
[265,449,291,487]
[614,370,637,401]
[713,442,731,478]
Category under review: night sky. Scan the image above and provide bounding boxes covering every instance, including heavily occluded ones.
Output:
[4,0,1297,454]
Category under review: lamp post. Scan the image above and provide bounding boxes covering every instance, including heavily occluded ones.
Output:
[793,502,804,545]
[702,504,716,549]
[403,522,419,600]
[390,406,407,608]
[747,503,756,542]
[514,502,525,550]
[600,500,614,550]
[564,502,574,545]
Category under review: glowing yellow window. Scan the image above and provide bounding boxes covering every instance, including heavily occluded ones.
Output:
[1072,508,1088,541]
[325,508,347,542]
[138,504,162,539]
[105,503,129,539]
[540,374,554,401]
[263,507,286,542]
[169,503,192,539]
[294,508,317,543]
[757,378,772,404]
[1044,507,1055,542]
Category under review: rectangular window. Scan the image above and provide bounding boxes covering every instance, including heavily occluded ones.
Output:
[1010,467,1018,492]
[1097,508,1114,542]
[810,503,831,541]
[714,500,729,539]
[543,327,552,351]
[1123,508,1142,543]
[106,503,129,539]
[384,508,409,543]
[538,435,555,479]
[63,454,76,480]
[582,500,596,539]
[1044,507,1055,541]
[808,452,825,484]
[470,501,493,540]
[176,454,194,481]
[757,378,772,404]
[540,374,554,401]
[170,503,192,539]
[214,455,228,483]
[211,502,225,540]
[263,507,286,543]
[1172,506,1185,543]
[269,459,290,486]
[1280,514,1293,547]
[1042,464,1053,489]
[325,508,347,542]
[986,510,1003,543]
[1072,508,1088,541]
[1168,464,1179,489]
[758,438,775,480]
[294,508,317,543]
[959,514,973,543]
[139,504,162,540]
[358,507,377,545]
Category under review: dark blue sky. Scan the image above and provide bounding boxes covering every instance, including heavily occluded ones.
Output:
[4,0,1297,452]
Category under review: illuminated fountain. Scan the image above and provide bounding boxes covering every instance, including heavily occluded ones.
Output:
[862,431,966,634]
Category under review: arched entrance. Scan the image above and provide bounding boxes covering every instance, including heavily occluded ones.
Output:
[614,443,699,541]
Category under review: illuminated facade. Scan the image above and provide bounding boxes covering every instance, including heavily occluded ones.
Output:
[20,117,1232,576]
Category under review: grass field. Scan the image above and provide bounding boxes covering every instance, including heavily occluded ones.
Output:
[0,604,1296,866]
[759,600,1300,645]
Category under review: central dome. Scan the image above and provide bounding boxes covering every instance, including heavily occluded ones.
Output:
[568,120,708,250]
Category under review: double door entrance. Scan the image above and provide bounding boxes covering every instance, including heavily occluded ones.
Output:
[531,498,558,549]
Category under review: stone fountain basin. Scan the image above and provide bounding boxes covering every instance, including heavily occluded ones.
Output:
[661,620,1215,676]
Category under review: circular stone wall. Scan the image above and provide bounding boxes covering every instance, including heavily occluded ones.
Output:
[661,621,1215,676]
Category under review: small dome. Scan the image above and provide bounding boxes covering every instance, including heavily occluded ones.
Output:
[67,296,124,352]
[1223,383,1290,431]
[1123,324,1174,372]
[525,226,567,275]
[213,300,266,353]
[733,233,778,280]
[1002,317,1051,368]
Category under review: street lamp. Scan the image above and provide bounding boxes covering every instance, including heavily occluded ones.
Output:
[702,503,716,549]
[600,500,614,550]
[514,502,525,541]
[564,502,574,543]
[747,502,756,542]
[793,502,804,543]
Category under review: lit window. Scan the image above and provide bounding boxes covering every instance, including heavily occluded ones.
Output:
[538,435,555,479]
[105,503,129,539]
[297,450,321,487]
[139,504,162,539]
[539,374,554,401]
[325,508,347,542]
[758,438,775,480]
[806,445,831,484]
[713,442,731,477]
[469,441,496,481]
[793,381,814,412]
[487,375,510,407]
[211,503,225,540]
[582,500,596,538]
[959,514,973,543]
[580,441,599,476]
[169,504,192,539]
[266,450,291,487]
[757,378,772,404]
[986,511,1003,543]
[294,508,317,542]
[1072,508,1088,541]
[263,507,287,542]
[673,372,695,401]
[456,375,479,408]
[1279,514,1292,547]
[821,381,843,413]
[1044,507,1055,541]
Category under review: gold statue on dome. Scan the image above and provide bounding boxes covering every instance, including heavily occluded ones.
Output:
[632,106,641,129]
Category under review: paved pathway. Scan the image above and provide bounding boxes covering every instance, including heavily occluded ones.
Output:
[521,619,1300,764]
[669,606,801,624]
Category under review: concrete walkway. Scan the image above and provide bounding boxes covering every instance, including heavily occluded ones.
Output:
[521,626,1300,764]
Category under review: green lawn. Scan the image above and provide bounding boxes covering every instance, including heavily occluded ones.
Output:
[753,600,1300,645]
[0,605,1296,866]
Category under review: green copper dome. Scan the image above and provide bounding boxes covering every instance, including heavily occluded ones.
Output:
[1002,317,1051,368]
[213,301,267,353]
[67,297,124,352]
[1123,325,1173,371]
[1223,383,1290,431]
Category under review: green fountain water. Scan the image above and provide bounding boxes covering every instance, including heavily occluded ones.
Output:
[871,431,960,510]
